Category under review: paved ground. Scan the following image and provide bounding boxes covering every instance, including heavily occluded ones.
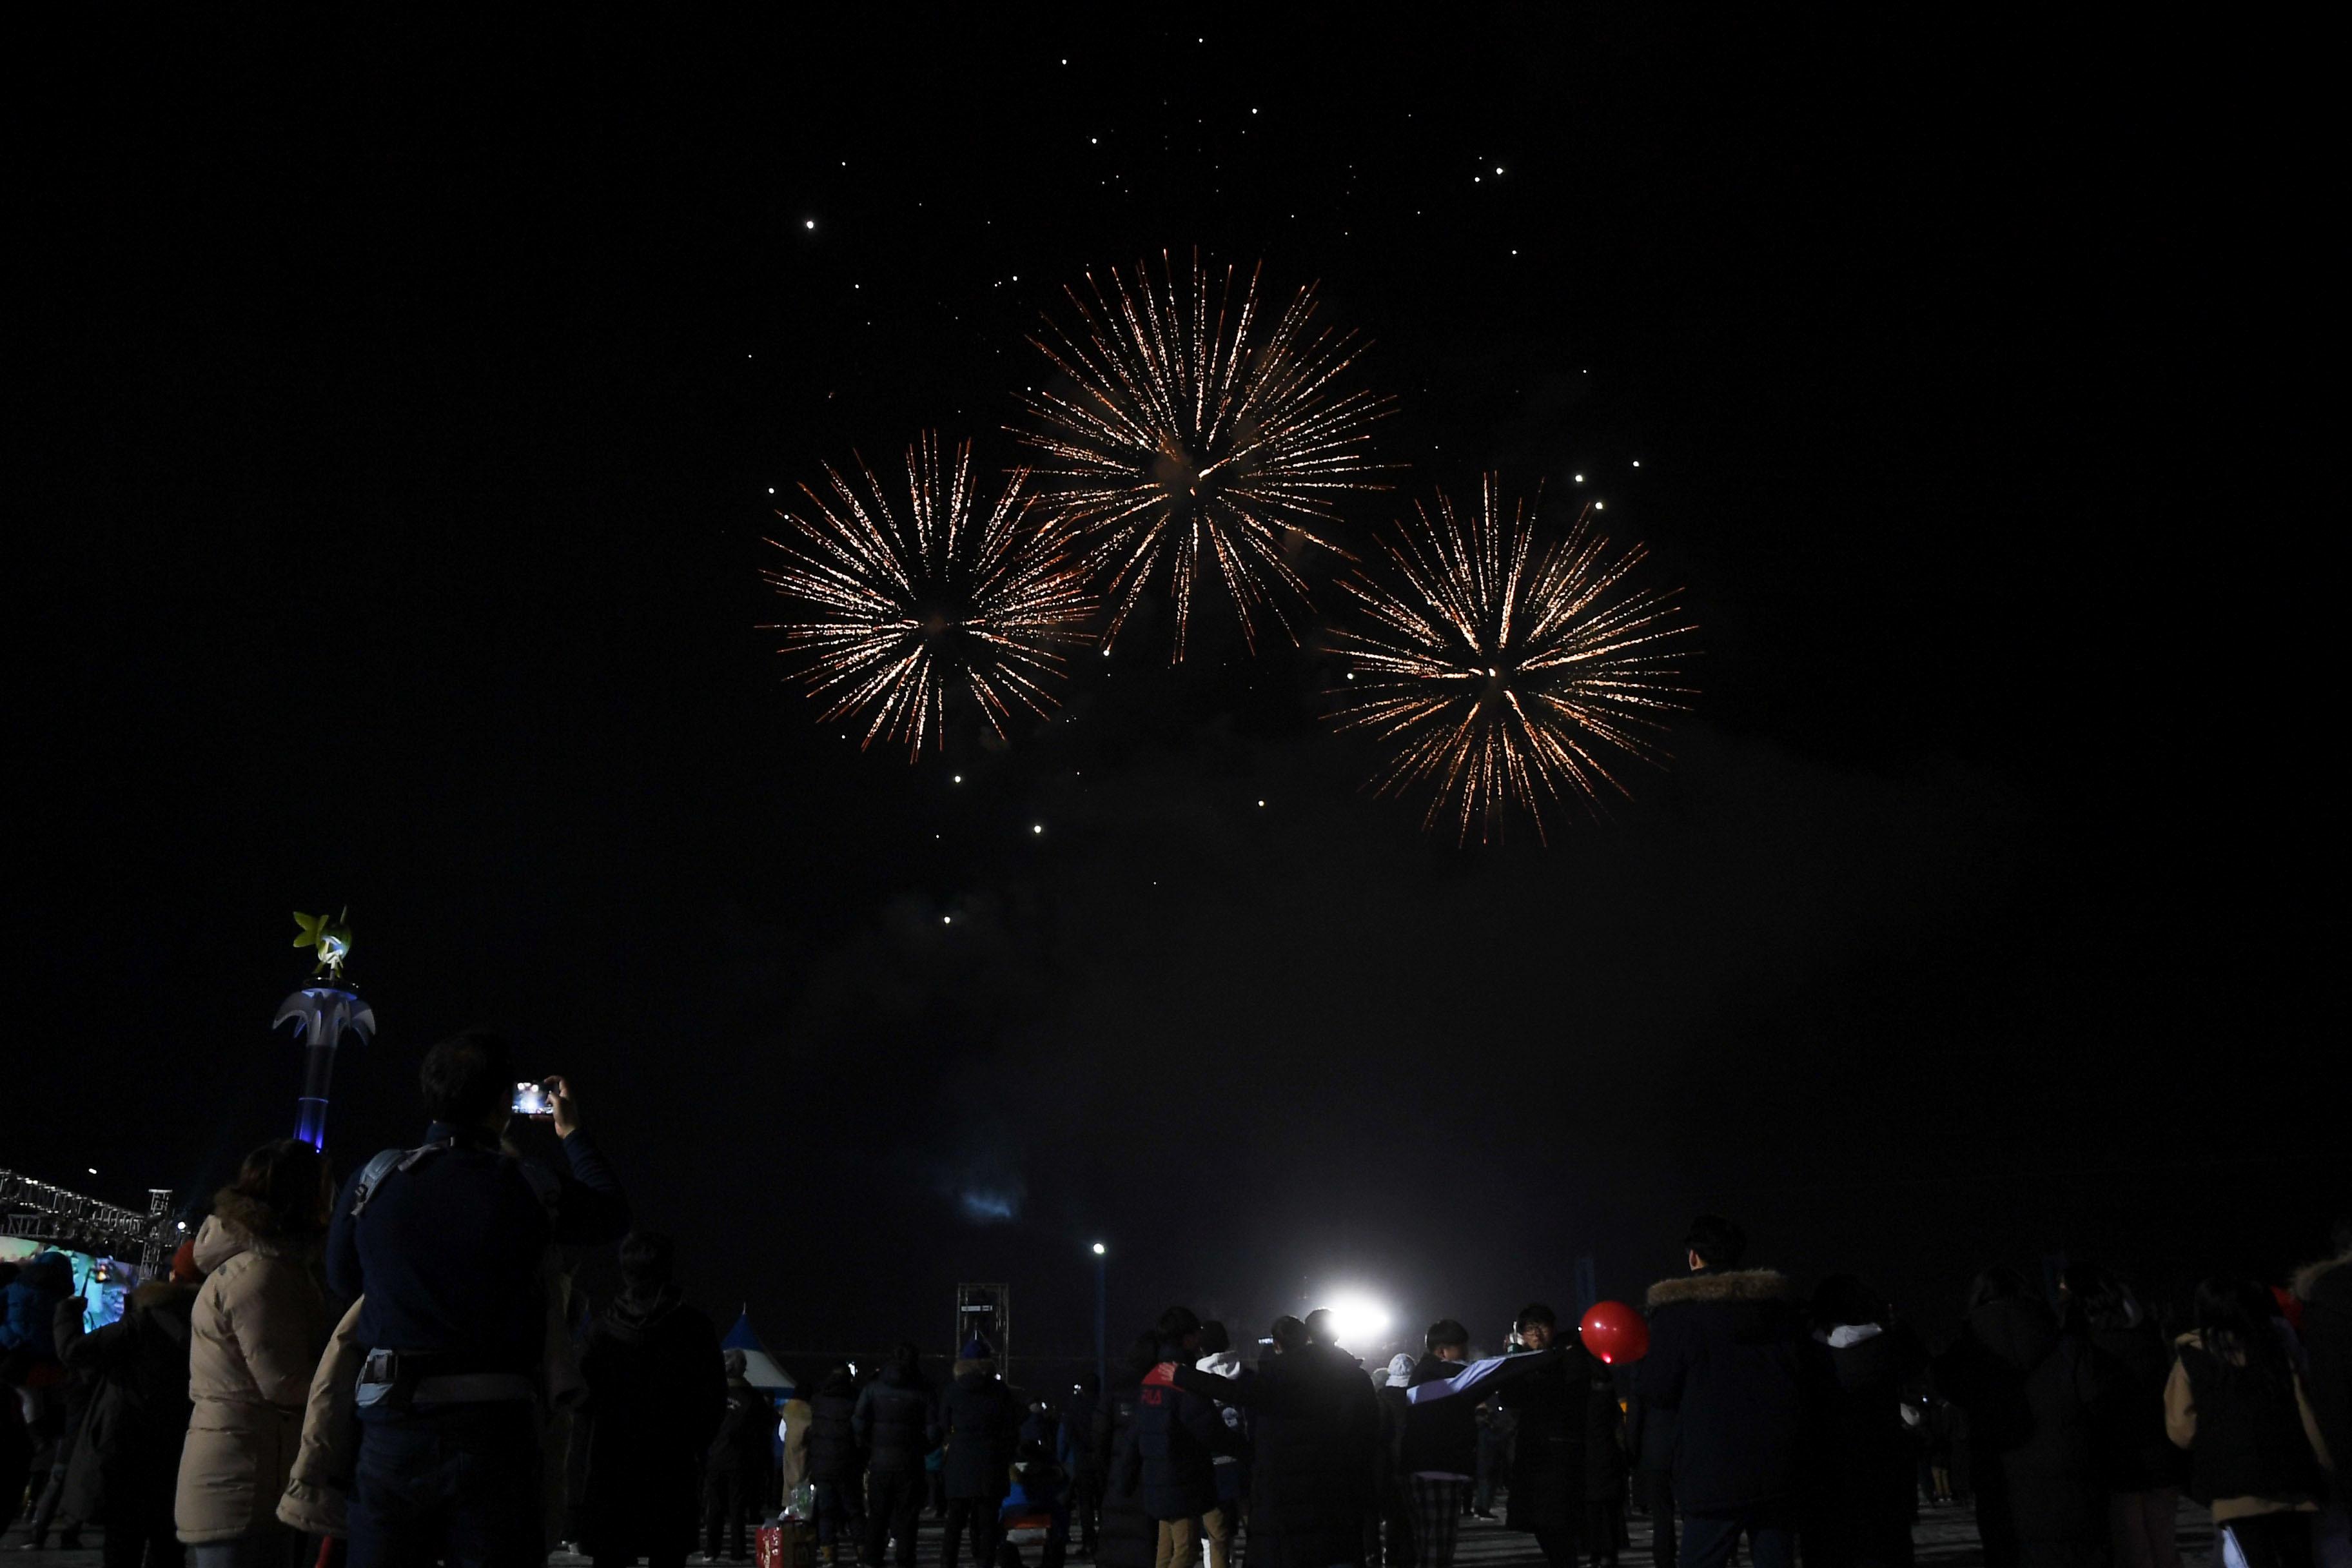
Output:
[3,1500,2222,1568]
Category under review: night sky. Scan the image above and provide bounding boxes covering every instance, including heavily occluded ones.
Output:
[16,10,2336,1368]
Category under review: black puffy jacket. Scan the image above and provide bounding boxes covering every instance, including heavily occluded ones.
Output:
[854,1362,937,1476]
[1637,1269,1816,1516]
[1095,1380,1155,1568]
[1398,1354,1480,1476]
[807,1367,864,1483]
[941,1365,1021,1500]
[1805,1322,1925,1560]
[1175,1344,1376,1568]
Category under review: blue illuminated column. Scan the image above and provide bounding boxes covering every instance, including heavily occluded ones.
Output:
[276,986,378,1151]
[1092,1241,1108,1389]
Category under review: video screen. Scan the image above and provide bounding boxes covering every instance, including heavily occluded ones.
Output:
[0,1239,133,1333]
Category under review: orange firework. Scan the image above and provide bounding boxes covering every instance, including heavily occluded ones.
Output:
[1328,476,1697,844]
[1013,250,1393,660]
[761,433,1095,758]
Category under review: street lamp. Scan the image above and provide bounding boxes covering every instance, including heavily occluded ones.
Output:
[1092,1242,1108,1389]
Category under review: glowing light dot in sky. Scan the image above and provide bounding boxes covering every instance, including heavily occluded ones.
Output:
[1032,824,1043,834]
[1093,1242,1106,1255]
[805,220,816,230]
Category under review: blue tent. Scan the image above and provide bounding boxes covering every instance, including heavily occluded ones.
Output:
[723,1309,794,1393]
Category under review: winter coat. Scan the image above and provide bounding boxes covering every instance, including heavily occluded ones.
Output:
[1934,1294,2112,1547]
[1058,1387,1103,1482]
[1175,1342,1378,1568]
[1399,1354,1480,1476]
[807,1367,865,1483]
[1638,1268,1814,1516]
[942,1362,1022,1500]
[854,1362,937,1475]
[2164,1331,2327,1523]
[2292,1248,2351,1482]
[173,1211,331,1542]
[1803,1322,1924,1563]
[1124,1342,1219,1520]
[55,1279,198,1524]
[277,1296,366,1538]
[2086,1314,2187,1493]
[1095,1380,1155,1568]
[1500,1344,1592,1534]
[779,1395,812,1494]
[1,1253,74,1358]
[710,1375,775,1482]
[577,1287,727,1559]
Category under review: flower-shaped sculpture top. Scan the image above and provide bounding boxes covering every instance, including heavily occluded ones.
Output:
[292,908,353,981]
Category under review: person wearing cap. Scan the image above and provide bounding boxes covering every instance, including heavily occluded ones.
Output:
[1637,1215,1814,1568]
[943,1335,1023,1568]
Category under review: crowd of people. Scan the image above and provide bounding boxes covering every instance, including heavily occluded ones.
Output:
[3,1030,2346,1568]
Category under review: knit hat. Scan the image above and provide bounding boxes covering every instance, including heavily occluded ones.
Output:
[1386,1352,1418,1387]
[170,1239,202,1284]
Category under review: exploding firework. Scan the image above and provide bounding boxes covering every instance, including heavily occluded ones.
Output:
[761,433,1095,758]
[1327,476,1697,844]
[1014,250,1393,660]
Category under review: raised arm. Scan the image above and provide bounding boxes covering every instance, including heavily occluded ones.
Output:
[1406,1346,1563,1406]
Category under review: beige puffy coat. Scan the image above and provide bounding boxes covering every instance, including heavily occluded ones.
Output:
[173,1210,331,1543]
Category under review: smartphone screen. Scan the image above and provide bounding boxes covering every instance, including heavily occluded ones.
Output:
[511,1081,555,1118]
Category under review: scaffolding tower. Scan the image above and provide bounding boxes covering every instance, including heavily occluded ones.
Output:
[955,1282,1011,1377]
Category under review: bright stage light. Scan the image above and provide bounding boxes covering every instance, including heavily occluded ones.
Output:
[1321,1292,1392,1349]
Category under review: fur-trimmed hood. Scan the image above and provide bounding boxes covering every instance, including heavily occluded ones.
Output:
[1646,1268,1797,1309]
[2291,1248,2351,1304]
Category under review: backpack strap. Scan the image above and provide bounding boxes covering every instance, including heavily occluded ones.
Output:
[348,1139,455,1219]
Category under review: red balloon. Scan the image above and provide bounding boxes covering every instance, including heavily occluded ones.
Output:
[1580,1300,1650,1364]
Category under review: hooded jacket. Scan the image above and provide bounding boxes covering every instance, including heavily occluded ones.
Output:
[1804,1319,1925,1554]
[854,1360,937,1475]
[578,1286,727,1558]
[2291,1247,2351,1481]
[55,1278,199,1524]
[1934,1293,2110,1545]
[1637,1269,1814,1515]
[174,1208,332,1543]
[943,1358,1023,1500]
[807,1364,865,1483]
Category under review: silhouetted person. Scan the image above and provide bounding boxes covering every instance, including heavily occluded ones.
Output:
[1057,1372,1104,1557]
[707,1349,777,1562]
[1638,1216,1811,1568]
[2057,1265,2183,1568]
[1124,1308,1220,1568]
[327,1032,630,1568]
[1802,1274,1925,1568]
[1173,1312,1381,1568]
[852,1342,937,1568]
[808,1360,869,1563]
[578,1231,726,1568]
[943,1337,1023,1568]
[56,1244,201,1568]
[1934,1267,2111,1568]
[2165,1277,2329,1568]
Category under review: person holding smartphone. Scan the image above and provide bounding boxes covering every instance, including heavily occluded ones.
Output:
[326,1030,631,1568]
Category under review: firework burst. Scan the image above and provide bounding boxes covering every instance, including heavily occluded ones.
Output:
[761,433,1095,758]
[1328,476,1697,844]
[1014,250,1393,660]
